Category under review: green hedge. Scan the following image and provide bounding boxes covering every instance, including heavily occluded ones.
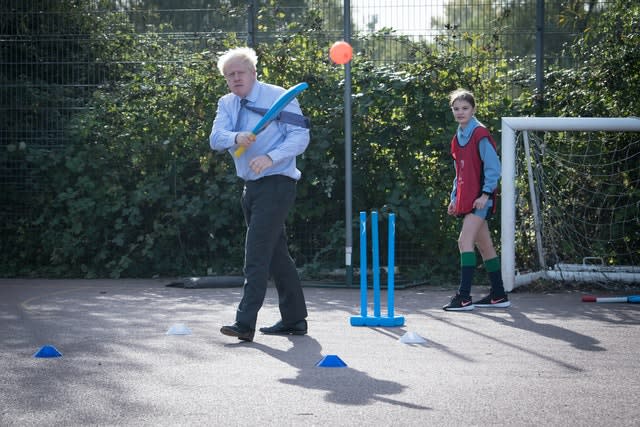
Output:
[2,1,637,280]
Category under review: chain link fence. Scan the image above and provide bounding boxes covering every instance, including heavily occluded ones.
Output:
[0,0,603,278]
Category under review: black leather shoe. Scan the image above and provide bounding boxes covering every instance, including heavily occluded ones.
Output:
[220,322,255,342]
[259,319,307,336]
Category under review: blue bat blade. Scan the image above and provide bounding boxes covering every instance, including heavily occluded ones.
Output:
[251,82,309,135]
[234,82,308,157]
[628,296,640,303]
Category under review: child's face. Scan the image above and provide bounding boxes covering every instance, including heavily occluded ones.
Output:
[451,99,475,128]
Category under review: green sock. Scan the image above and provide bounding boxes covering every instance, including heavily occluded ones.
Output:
[461,252,476,267]
[484,257,500,273]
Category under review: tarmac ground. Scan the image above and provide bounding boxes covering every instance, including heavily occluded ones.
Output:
[1,278,639,426]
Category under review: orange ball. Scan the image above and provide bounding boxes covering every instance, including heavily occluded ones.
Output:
[329,41,353,65]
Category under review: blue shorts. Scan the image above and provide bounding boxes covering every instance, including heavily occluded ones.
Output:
[471,202,494,221]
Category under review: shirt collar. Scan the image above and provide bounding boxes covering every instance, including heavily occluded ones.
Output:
[458,116,479,140]
[239,80,260,105]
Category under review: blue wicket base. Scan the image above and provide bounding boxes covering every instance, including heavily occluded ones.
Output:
[349,315,405,327]
[349,316,367,326]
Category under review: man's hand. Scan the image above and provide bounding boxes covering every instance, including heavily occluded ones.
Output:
[235,131,256,148]
[249,155,273,174]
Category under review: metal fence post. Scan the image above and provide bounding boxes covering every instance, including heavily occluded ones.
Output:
[247,0,257,47]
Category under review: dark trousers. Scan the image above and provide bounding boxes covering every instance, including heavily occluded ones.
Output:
[236,175,307,329]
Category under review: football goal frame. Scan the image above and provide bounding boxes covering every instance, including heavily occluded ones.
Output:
[501,117,640,291]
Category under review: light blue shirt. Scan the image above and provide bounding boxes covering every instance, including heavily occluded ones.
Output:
[450,116,501,203]
[209,80,310,181]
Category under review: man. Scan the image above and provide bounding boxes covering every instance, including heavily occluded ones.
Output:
[209,47,309,342]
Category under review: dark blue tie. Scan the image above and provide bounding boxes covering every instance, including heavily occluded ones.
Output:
[234,98,248,131]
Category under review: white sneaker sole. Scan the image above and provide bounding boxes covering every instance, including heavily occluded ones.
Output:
[443,304,475,311]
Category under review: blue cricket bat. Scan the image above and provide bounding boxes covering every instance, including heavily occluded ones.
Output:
[234,82,309,157]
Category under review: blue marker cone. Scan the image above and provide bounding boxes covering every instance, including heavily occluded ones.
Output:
[316,354,347,368]
[34,345,62,358]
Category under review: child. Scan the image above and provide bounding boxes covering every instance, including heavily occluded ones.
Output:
[443,89,510,311]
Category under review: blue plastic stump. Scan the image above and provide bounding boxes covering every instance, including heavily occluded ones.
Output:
[316,354,348,368]
[383,213,405,327]
[350,212,369,326]
[350,211,405,328]
[34,345,62,358]
[371,211,381,318]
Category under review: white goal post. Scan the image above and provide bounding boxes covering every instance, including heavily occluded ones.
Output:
[501,117,640,291]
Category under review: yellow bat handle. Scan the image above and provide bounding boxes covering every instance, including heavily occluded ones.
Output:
[233,133,256,158]
[234,146,246,157]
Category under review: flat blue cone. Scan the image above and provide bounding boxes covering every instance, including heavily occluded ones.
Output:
[316,354,347,368]
[34,345,62,358]
[166,324,192,335]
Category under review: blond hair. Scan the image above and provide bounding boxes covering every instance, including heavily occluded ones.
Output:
[216,47,258,75]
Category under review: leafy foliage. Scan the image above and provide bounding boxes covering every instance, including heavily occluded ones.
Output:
[2,1,638,281]
[544,0,640,117]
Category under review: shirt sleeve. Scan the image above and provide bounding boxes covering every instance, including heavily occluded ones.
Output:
[209,96,238,152]
[478,137,501,193]
[450,161,457,202]
[265,99,310,164]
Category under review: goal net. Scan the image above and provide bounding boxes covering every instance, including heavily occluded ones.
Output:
[501,117,640,291]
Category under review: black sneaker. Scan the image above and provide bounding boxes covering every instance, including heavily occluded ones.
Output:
[474,293,511,308]
[443,294,474,311]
